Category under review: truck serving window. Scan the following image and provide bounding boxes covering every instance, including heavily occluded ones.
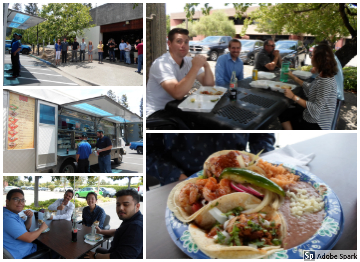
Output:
[40,104,55,125]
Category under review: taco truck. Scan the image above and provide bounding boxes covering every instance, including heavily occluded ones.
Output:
[3,89,142,173]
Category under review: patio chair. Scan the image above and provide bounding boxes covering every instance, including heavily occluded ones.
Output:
[101,215,112,249]
[4,247,51,259]
[331,99,343,130]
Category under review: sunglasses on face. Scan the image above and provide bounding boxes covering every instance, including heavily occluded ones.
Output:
[12,197,26,204]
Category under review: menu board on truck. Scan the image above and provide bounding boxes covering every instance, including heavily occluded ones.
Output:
[8,92,35,150]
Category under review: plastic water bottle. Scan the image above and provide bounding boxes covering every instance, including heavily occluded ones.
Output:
[280,62,290,82]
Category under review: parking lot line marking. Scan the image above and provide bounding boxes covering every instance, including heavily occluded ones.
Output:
[26,72,62,76]
[21,67,52,70]
[16,77,78,85]
[121,162,143,165]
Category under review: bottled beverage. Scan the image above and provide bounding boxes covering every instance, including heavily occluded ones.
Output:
[280,62,290,82]
[66,148,69,154]
[229,71,237,101]
[252,69,258,80]
[72,228,78,242]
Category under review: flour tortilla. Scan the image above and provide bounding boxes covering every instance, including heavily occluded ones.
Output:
[203,150,260,178]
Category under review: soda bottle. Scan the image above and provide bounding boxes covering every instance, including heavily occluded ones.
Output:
[72,228,78,242]
[229,71,237,101]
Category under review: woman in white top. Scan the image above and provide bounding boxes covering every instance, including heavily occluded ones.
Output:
[125,41,131,64]
[279,44,338,130]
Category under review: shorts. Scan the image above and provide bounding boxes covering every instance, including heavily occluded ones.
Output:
[134,52,138,58]
[56,51,61,59]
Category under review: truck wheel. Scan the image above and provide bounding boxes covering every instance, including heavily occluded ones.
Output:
[114,154,122,164]
[22,49,29,55]
[60,162,76,173]
[137,146,143,154]
[210,51,218,61]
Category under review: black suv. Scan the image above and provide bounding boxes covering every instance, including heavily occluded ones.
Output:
[189,36,232,61]
[275,40,307,68]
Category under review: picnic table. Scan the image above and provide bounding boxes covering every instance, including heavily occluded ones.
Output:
[164,72,310,130]
[30,217,109,259]
[146,133,357,258]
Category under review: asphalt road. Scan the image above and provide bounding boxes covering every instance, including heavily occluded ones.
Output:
[3,54,85,86]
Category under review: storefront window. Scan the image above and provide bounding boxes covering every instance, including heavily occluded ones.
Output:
[40,104,55,125]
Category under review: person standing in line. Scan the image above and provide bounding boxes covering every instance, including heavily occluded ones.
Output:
[97,41,104,64]
[10,34,21,78]
[119,39,126,62]
[80,38,87,62]
[88,41,93,63]
[135,39,143,74]
[71,38,79,62]
[17,34,22,72]
[61,37,69,63]
[133,39,139,64]
[55,39,62,66]
[76,133,92,173]
[95,130,112,173]
[9,33,17,73]
[107,39,116,62]
[125,41,131,64]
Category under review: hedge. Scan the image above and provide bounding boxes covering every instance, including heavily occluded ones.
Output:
[24,198,87,211]
[75,185,138,192]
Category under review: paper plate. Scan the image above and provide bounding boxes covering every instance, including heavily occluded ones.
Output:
[84,233,103,242]
[165,162,344,259]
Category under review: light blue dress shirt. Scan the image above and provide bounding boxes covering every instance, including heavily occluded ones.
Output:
[215,53,244,86]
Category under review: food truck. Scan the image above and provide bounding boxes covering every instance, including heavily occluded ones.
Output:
[3,89,142,173]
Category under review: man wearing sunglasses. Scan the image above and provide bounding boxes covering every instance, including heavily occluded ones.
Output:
[4,189,48,258]
[254,39,281,72]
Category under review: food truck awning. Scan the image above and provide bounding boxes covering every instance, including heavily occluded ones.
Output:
[7,8,46,30]
[61,96,142,123]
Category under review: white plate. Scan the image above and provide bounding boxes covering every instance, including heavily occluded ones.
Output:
[292,70,313,79]
[178,95,221,113]
[249,80,270,89]
[35,227,50,233]
[268,81,297,93]
[257,71,276,79]
[192,86,227,97]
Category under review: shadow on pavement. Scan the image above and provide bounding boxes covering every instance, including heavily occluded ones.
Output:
[4,63,41,86]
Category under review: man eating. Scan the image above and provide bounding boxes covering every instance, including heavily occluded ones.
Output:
[146,28,215,118]
[254,39,282,72]
[215,39,244,86]
[47,189,75,221]
[84,189,143,259]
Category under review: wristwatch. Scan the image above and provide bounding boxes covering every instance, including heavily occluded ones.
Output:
[294,96,300,102]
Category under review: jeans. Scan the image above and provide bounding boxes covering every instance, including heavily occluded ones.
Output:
[72,50,77,62]
[137,54,143,73]
[120,50,125,61]
[98,154,112,173]
[98,52,103,62]
[78,159,90,173]
[109,50,115,62]
[62,51,67,63]
[125,51,131,64]
[80,50,85,61]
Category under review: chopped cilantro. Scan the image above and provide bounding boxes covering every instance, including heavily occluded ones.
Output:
[270,221,275,227]
[230,225,242,246]
[216,231,227,245]
[250,240,265,248]
[272,238,282,246]
[224,206,244,217]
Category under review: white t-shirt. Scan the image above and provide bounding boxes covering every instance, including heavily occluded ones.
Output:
[146,52,204,117]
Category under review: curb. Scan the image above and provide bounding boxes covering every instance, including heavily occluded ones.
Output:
[29,54,99,86]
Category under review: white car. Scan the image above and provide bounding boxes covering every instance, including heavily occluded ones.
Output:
[4,186,21,193]
[54,187,62,192]
[65,187,73,191]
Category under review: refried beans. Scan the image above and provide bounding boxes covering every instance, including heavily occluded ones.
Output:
[279,181,325,249]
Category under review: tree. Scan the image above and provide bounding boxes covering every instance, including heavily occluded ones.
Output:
[108,176,135,189]
[194,10,235,37]
[139,97,143,118]
[24,3,39,15]
[3,176,19,187]
[83,3,92,9]
[12,3,22,11]
[201,3,212,16]
[87,176,98,186]
[120,94,129,109]
[107,90,117,102]
[166,15,171,35]
[100,179,107,185]
[177,20,198,38]
[49,185,55,191]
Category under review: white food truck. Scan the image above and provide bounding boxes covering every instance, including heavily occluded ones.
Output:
[3,89,142,173]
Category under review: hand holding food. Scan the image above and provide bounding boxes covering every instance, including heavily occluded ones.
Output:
[24,210,33,217]
[40,221,48,231]
[283,89,295,99]
[192,55,207,69]
[95,226,102,234]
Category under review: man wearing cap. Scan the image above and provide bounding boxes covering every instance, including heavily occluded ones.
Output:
[11,34,22,78]
[95,130,113,173]
[76,133,92,173]
[9,33,18,73]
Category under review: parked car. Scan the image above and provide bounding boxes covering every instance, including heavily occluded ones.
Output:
[4,186,20,193]
[275,40,307,68]
[39,187,46,191]
[308,45,316,58]
[75,187,103,198]
[129,139,143,154]
[21,186,27,190]
[189,36,232,61]
[27,186,34,190]
[64,187,73,192]
[225,39,264,66]
[54,187,62,192]
[137,185,143,202]
[5,40,32,55]
[100,187,117,198]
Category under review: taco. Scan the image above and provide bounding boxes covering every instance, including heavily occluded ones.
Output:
[189,193,284,259]
[203,150,260,178]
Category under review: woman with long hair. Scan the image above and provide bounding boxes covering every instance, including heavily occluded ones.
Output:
[88,41,93,63]
[279,44,338,130]
[55,39,62,66]
[97,40,104,64]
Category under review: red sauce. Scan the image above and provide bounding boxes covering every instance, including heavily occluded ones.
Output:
[209,151,241,177]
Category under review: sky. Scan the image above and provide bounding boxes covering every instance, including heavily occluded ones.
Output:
[54,88,142,116]
[17,176,141,186]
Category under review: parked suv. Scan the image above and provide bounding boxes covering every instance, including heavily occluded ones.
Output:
[238,40,264,66]
[189,36,232,61]
[100,187,116,198]
[275,40,307,68]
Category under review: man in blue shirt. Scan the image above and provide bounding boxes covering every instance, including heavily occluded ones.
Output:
[76,133,92,173]
[215,39,244,86]
[95,130,113,173]
[11,34,22,78]
[119,39,126,62]
[4,189,48,258]
[85,189,143,259]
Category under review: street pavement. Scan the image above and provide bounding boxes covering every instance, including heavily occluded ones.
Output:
[90,146,143,173]
[3,54,83,86]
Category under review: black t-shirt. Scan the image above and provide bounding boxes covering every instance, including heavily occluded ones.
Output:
[95,136,112,156]
[254,49,275,72]
[72,41,79,50]
[108,42,115,51]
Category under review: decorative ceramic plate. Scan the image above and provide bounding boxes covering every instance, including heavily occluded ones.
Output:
[84,233,103,242]
[165,162,344,259]
[34,227,50,233]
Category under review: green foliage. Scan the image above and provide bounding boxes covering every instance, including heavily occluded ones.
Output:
[184,3,200,21]
[24,199,57,211]
[343,67,357,91]
[177,20,198,38]
[48,185,55,191]
[100,179,107,185]
[87,176,99,186]
[3,176,19,186]
[98,195,111,202]
[201,3,212,16]
[194,10,235,37]
[166,15,171,35]
[76,185,137,192]
[120,94,129,109]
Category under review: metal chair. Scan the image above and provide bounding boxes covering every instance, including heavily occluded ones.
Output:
[4,247,51,259]
[331,99,343,130]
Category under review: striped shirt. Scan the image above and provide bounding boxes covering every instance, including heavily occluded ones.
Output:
[302,76,337,130]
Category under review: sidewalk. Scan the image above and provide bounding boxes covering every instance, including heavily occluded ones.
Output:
[30,49,143,86]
